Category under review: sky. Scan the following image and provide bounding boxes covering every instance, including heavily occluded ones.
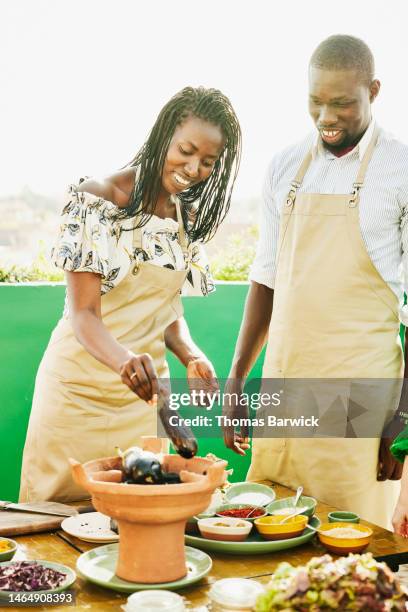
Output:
[1,0,408,202]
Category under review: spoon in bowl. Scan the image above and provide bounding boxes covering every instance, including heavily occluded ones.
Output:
[279,506,308,524]
[293,485,303,507]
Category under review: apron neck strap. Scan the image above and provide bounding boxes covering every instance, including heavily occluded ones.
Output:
[131,196,189,251]
[286,125,380,208]
[349,125,379,207]
[285,151,313,206]
[353,125,380,188]
[172,195,189,252]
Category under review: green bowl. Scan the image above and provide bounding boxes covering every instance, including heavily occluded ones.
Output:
[266,496,317,518]
[328,511,360,523]
[224,482,275,506]
[215,503,267,523]
[0,538,17,562]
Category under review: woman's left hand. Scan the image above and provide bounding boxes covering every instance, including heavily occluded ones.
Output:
[187,356,219,405]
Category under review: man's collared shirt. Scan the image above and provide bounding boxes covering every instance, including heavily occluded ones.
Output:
[250,122,408,317]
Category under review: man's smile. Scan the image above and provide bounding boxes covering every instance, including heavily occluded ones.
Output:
[319,128,344,145]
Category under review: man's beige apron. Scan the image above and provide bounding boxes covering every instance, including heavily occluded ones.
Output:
[19,200,188,502]
[247,129,404,528]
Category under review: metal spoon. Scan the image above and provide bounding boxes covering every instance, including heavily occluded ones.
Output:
[279,506,308,524]
[293,485,303,507]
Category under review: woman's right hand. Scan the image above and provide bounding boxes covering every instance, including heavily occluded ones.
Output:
[119,352,159,404]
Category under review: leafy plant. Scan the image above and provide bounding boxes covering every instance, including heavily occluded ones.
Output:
[210,226,258,281]
[0,242,64,283]
[0,228,260,283]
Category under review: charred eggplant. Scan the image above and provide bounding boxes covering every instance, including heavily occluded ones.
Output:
[158,403,198,459]
[120,446,164,484]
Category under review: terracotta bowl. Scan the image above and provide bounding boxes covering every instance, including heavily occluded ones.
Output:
[70,438,227,584]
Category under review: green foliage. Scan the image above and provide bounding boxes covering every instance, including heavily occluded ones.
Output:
[210,226,258,281]
[0,228,259,283]
[0,242,64,283]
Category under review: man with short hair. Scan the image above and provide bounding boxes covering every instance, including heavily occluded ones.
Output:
[223,35,408,528]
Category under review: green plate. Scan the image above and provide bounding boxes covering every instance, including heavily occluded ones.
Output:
[185,516,320,555]
[225,482,276,506]
[76,544,212,593]
[0,560,76,600]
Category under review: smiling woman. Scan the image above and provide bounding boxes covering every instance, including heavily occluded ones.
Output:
[19,86,242,503]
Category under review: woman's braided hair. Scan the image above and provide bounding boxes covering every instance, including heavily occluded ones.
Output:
[119,86,241,242]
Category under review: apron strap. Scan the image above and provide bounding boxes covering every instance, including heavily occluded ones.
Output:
[348,125,380,208]
[131,196,189,253]
[285,125,380,209]
[285,151,313,207]
[132,225,143,249]
[173,195,189,254]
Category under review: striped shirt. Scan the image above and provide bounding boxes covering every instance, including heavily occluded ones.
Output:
[250,121,408,322]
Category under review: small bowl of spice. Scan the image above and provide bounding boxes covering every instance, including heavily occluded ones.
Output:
[317,522,373,554]
[254,514,308,540]
[197,517,252,541]
[0,538,17,562]
[215,503,267,525]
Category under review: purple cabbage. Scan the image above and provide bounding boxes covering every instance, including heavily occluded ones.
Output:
[0,561,66,591]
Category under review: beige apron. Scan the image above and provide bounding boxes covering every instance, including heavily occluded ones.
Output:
[19,200,188,502]
[247,129,404,528]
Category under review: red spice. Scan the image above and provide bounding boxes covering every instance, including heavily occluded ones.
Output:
[218,506,264,519]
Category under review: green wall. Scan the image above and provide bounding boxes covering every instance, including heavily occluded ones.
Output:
[1,283,264,502]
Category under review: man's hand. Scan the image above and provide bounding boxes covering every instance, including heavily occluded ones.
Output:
[377,437,403,481]
[222,378,250,456]
[186,356,219,404]
[392,499,408,537]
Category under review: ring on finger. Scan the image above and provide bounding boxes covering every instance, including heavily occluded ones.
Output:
[130,372,138,380]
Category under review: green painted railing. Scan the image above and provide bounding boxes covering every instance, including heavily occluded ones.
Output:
[1,283,264,502]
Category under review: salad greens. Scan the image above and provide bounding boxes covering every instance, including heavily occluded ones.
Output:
[255,553,408,611]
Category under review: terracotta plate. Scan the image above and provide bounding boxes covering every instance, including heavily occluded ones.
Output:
[76,545,212,592]
[185,516,320,555]
[61,512,119,543]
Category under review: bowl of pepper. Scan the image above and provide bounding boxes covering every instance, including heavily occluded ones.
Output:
[215,503,267,524]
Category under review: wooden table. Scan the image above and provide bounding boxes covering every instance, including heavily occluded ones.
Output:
[4,484,408,611]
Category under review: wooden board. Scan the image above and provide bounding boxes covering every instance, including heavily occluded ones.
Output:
[0,502,94,536]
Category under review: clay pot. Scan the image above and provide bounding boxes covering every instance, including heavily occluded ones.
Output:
[70,438,227,584]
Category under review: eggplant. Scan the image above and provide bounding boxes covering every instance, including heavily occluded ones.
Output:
[120,446,164,484]
[161,471,182,484]
[158,403,198,459]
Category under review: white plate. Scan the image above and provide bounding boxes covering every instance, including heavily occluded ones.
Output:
[61,512,119,543]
